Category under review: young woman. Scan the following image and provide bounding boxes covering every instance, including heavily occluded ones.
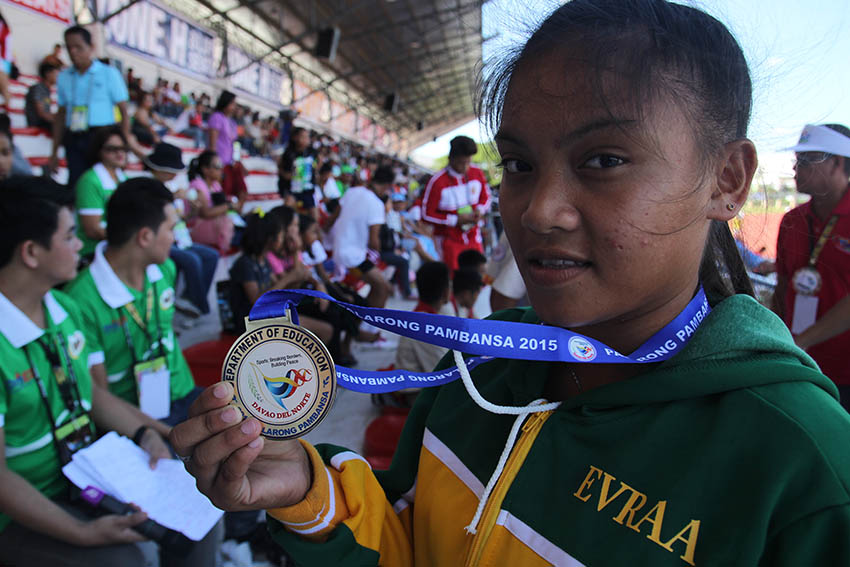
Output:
[171,1,850,565]
[187,150,242,254]
[229,209,332,348]
[74,126,128,258]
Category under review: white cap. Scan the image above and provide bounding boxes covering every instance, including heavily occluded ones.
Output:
[785,124,850,157]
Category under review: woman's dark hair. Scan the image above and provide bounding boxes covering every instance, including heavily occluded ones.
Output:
[0,176,73,269]
[241,211,284,257]
[479,0,754,298]
[214,90,237,113]
[87,125,127,168]
[188,150,218,181]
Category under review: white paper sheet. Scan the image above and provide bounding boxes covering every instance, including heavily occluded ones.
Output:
[63,432,223,541]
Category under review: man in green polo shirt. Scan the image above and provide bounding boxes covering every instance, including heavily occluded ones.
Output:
[0,176,177,565]
[66,178,198,424]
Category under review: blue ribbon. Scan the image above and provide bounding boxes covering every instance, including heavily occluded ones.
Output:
[249,288,711,394]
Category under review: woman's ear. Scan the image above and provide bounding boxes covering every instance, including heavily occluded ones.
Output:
[707,138,757,221]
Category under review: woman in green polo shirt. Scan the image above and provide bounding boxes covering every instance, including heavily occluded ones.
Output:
[75,126,128,259]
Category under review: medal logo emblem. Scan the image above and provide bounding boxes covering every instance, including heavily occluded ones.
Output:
[568,336,597,361]
[222,316,336,439]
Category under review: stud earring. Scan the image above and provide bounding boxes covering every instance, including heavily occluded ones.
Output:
[726,203,736,211]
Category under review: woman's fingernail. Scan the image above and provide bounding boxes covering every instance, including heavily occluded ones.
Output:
[241,420,256,435]
[249,438,262,449]
[213,383,231,398]
[221,408,238,423]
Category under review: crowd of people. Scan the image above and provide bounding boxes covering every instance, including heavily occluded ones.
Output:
[3,1,850,565]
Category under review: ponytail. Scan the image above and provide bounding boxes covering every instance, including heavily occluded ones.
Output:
[698,220,754,300]
[188,150,217,182]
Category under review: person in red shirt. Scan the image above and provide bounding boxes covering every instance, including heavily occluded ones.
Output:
[775,123,850,404]
[422,136,491,271]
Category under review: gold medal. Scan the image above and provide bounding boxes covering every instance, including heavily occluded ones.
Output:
[221,312,336,439]
[792,266,822,296]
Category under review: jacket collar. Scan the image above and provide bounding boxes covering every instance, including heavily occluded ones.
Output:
[89,241,163,309]
[0,290,68,348]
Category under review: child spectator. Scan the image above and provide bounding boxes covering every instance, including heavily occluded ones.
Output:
[25,61,59,130]
[451,267,484,318]
[144,143,219,316]
[229,208,332,343]
[394,261,451,373]
[187,150,242,254]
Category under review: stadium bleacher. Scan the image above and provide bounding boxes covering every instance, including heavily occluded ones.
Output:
[7,74,282,211]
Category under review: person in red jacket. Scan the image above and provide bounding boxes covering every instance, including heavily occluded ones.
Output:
[422,136,491,271]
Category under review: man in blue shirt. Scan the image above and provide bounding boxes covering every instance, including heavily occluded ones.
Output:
[48,26,130,188]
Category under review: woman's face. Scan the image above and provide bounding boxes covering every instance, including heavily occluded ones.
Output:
[496,51,721,349]
[100,135,127,169]
[0,133,12,179]
[225,99,237,116]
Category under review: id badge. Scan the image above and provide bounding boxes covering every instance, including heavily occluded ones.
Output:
[791,293,819,335]
[69,105,88,133]
[135,356,171,419]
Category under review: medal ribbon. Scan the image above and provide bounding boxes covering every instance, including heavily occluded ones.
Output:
[249,287,711,394]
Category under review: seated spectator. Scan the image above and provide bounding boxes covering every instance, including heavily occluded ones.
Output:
[25,61,59,130]
[243,113,262,156]
[75,126,128,259]
[66,178,200,425]
[0,176,221,566]
[394,261,451,373]
[187,150,242,254]
[180,100,206,148]
[228,208,332,346]
[329,165,394,308]
[41,43,65,68]
[457,248,487,279]
[144,143,219,316]
[0,115,24,178]
[451,267,484,318]
[132,91,170,146]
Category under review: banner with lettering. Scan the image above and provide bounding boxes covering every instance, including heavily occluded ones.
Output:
[99,0,215,78]
[225,45,284,105]
[4,0,72,23]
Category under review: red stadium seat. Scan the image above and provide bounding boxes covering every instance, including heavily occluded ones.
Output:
[183,334,238,388]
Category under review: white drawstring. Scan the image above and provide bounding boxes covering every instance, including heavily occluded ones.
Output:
[453,350,561,534]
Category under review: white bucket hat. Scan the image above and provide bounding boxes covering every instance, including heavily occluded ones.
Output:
[785,124,850,158]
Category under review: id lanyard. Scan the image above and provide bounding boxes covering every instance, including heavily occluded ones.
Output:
[23,321,93,463]
[248,287,711,394]
[806,214,839,268]
[69,66,95,129]
[120,284,164,368]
